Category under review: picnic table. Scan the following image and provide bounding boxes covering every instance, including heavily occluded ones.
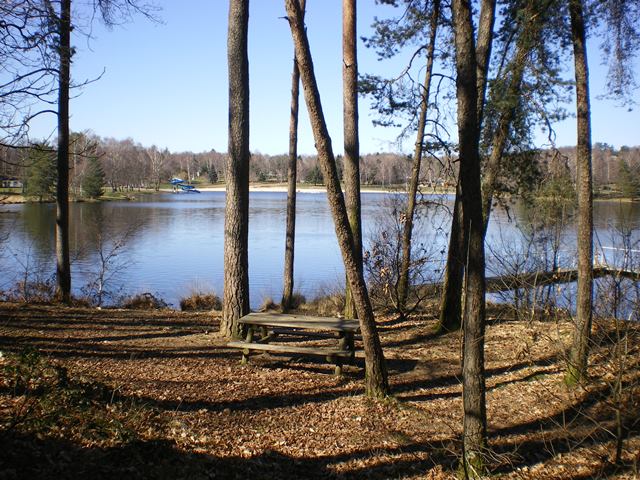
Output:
[226,312,361,375]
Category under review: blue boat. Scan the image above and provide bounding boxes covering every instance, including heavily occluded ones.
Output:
[179,184,200,193]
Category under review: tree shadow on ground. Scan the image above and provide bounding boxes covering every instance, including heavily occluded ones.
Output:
[382,330,442,348]
[393,354,559,402]
[0,307,216,330]
[0,339,234,362]
[0,432,459,480]
[488,380,640,477]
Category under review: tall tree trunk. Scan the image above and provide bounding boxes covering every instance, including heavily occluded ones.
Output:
[55,0,71,304]
[222,0,250,339]
[437,186,464,332]
[566,0,593,385]
[451,0,488,475]
[342,0,361,320]
[397,0,440,314]
[474,0,496,128]
[282,0,306,313]
[438,0,495,332]
[285,0,389,398]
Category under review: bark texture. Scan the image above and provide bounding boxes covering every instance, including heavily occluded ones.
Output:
[451,0,488,474]
[55,0,71,304]
[397,0,440,313]
[282,0,306,313]
[566,0,593,385]
[285,0,389,398]
[222,0,251,339]
[342,0,361,320]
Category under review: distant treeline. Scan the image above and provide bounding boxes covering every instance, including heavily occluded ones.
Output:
[1,133,639,196]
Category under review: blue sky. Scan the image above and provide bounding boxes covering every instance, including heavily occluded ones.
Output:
[31,0,640,155]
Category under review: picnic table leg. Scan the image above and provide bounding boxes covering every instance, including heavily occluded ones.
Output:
[333,332,353,376]
[326,352,344,376]
[346,332,355,363]
[338,332,355,356]
[241,326,254,365]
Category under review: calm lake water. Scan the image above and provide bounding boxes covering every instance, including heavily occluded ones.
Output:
[1,191,639,308]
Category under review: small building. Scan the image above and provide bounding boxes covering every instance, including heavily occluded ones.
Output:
[0,177,23,189]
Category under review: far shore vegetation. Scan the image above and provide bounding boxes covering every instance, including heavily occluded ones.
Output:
[2,140,639,204]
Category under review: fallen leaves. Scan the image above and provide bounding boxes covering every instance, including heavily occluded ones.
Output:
[0,302,638,479]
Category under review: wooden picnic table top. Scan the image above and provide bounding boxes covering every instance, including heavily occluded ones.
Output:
[239,312,360,333]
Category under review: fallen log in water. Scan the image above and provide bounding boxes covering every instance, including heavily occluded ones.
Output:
[418,266,640,296]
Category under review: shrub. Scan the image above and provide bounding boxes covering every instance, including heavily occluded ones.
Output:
[363,195,443,315]
[302,292,345,317]
[288,292,306,310]
[259,297,279,312]
[120,292,168,310]
[179,292,222,311]
[8,279,55,304]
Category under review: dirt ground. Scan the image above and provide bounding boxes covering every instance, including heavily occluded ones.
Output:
[0,302,638,479]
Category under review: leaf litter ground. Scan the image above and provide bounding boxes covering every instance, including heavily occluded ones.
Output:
[0,302,638,479]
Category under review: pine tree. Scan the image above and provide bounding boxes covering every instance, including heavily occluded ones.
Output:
[25,146,56,202]
[305,164,323,185]
[617,158,639,198]
[82,156,105,199]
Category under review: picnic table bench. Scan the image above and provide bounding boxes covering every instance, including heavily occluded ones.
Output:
[226,312,361,375]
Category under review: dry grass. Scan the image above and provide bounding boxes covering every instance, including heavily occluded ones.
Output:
[298,291,346,317]
[120,292,169,310]
[179,292,222,311]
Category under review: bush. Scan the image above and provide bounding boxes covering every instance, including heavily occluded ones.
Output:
[302,291,345,317]
[288,292,306,310]
[259,297,279,312]
[363,195,443,315]
[120,292,168,310]
[179,292,222,311]
[6,279,55,304]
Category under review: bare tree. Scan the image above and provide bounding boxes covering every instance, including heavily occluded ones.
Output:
[0,2,57,147]
[147,145,167,191]
[281,0,305,313]
[222,0,250,339]
[285,0,389,398]
[5,0,157,303]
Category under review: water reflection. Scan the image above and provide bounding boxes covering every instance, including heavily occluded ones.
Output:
[1,193,639,310]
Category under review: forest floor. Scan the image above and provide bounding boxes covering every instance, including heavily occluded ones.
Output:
[0,301,638,479]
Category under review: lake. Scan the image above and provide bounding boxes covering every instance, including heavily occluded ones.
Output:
[1,191,639,309]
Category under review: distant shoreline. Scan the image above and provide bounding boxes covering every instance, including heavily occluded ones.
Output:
[4,184,640,204]
[168,184,425,194]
